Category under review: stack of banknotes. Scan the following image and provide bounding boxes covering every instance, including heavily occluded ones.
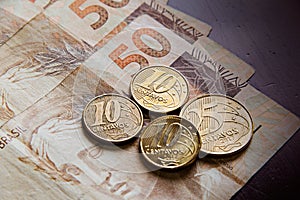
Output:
[0,0,299,199]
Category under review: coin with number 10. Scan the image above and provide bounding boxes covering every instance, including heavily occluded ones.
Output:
[82,94,143,143]
[130,65,189,113]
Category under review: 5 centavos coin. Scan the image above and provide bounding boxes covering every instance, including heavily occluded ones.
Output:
[180,94,253,155]
[82,94,143,143]
[130,65,189,113]
[139,115,201,169]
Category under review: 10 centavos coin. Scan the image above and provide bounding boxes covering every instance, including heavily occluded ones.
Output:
[82,94,143,143]
[140,115,201,169]
[180,94,253,155]
[130,65,189,113]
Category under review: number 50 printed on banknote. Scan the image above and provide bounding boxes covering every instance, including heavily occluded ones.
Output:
[44,0,206,47]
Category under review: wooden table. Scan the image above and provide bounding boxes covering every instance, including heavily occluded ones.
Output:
[169,0,300,199]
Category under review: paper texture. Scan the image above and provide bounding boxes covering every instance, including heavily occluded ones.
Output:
[0,1,283,199]
[0,62,298,199]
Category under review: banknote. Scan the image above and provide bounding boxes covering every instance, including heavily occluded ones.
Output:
[0,1,263,199]
[0,0,59,46]
[193,37,254,88]
[0,0,41,22]
[0,66,159,199]
[43,0,211,48]
[0,46,298,199]
[0,14,94,127]
[0,0,170,47]
[0,8,26,46]
[83,2,254,96]
[0,0,210,125]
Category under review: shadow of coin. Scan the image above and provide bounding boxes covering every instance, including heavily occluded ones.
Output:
[198,137,252,161]
[196,144,252,177]
[152,160,198,179]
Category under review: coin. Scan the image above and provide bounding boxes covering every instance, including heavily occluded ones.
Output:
[82,94,143,143]
[130,65,189,113]
[139,115,201,169]
[180,94,253,155]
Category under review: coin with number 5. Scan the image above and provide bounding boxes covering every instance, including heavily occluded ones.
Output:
[180,94,253,155]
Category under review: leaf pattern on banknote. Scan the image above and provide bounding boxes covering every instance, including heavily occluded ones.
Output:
[0,40,92,83]
[0,89,14,121]
[14,71,116,186]
[19,156,81,184]
[12,66,154,199]
[0,41,92,123]
[33,40,92,76]
[171,52,226,98]
[171,50,244,98]
[18,113,85,184]
[191,48,248,89]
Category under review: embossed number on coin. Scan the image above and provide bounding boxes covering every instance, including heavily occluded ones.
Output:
[180,94,253,155]
[140,115,201,169]
[130,66,189,113]
[83,94,143,143]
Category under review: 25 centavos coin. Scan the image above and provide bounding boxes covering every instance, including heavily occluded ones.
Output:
[140,115,201,169]
[180,94,253,155]
[130,65,189,113]
[82,94,143,143]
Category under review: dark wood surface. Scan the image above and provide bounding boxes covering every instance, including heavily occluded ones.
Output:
[168,0,300,199]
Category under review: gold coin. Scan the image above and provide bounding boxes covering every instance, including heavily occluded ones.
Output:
[82,94,143,143]
[180,94,253,155]
[140,115,201,169]
[130,65,189,113]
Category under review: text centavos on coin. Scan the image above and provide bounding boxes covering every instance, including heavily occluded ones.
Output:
[139,115,201,169]
[130,65,189,113]
[82,93,143,143]
[180,94,253,155]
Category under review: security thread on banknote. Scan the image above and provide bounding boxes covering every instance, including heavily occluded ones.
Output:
[82,93,143,143]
